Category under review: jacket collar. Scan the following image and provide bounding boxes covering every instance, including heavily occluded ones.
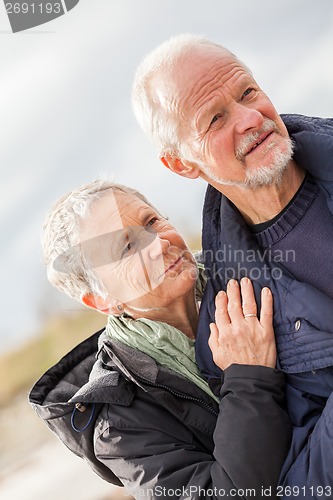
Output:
[282,114,333,183]
[29,330,135,409]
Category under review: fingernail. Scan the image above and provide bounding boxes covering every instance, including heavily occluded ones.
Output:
[263,287,271,295]
[228,279,238,286]
[241,277,249,284]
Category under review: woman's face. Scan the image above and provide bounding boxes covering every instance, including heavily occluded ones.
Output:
[79,189,198,311]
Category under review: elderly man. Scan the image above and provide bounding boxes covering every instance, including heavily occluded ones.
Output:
[132,34,333,493]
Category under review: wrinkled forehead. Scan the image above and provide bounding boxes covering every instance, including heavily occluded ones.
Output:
[151,45,243,132]
[74,189,154,270]
[80,189,149,240]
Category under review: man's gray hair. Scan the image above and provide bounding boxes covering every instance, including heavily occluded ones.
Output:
[42,179,159,303]
[132,33,250,161]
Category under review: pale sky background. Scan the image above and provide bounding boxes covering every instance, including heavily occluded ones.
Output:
[1,0,333,353]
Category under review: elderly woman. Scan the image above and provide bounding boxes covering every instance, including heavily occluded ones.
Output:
[29,180,290,500]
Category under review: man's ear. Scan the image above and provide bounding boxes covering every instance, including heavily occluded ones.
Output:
[161,154,200,179]
[81,293,112,314]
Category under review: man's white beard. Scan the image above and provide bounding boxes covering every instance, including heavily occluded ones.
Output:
[201,124,294,190]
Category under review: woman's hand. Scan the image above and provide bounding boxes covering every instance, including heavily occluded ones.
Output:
[208,278,276,370]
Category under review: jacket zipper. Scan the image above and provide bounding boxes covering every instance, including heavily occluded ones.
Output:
[103,345,219,417]
[135,375,219,417]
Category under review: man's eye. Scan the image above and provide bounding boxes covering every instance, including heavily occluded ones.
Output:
[210,114,222,127]
[242,87,254,99]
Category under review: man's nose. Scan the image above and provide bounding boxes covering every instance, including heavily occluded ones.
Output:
[233,104,264,135]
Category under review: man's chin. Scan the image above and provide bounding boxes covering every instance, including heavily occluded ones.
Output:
[243,166,285,189]
[244,151,292,189]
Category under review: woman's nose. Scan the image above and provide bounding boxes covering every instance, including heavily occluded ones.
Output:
[147,236,170,260]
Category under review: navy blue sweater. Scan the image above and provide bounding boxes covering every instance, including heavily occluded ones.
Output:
[251,174,333,299]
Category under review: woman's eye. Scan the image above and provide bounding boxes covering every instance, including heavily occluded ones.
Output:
[146,217,158,227]
[123,241,133,254]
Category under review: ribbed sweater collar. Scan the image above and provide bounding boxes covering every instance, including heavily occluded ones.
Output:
[252,175,319,248]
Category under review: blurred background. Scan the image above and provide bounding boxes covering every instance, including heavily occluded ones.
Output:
[0,0,333,498]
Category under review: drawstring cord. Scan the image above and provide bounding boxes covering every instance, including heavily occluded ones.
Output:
[71,402,96,433]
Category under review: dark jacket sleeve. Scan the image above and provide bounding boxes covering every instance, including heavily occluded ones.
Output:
[95,364,291,499]
[278,387,333,498]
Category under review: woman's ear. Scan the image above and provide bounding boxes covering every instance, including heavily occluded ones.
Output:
[81,293,124,315]
[161,154,200,179]
[81,293,112,314]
